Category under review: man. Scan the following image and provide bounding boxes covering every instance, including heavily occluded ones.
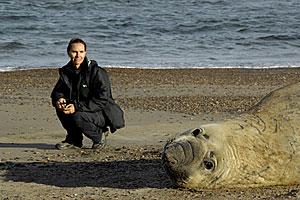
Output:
[51,38,124,149]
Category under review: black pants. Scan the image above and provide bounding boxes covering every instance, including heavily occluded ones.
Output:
[57,110,106,146]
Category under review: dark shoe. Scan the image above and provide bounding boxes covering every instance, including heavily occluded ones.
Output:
[91,129,109,149]
[55,141,81,150]
[91,142,106,149]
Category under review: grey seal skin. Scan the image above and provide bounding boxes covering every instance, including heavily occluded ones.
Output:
[162,82,300,189]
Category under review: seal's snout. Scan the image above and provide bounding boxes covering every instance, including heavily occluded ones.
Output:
[163,143,185,167]
[162,142,191,185]
[162,140,199,184]
[163,140,196,169]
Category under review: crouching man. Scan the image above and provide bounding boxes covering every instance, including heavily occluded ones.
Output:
[51,38,124,150]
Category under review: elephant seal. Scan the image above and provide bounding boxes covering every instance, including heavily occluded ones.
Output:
[162,82,300,189]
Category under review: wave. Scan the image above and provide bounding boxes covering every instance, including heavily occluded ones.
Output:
[257,34,300,41]
[0,41,25,50]
[0,15,38,21]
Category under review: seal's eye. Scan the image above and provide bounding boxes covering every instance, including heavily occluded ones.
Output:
[203,159,215,171]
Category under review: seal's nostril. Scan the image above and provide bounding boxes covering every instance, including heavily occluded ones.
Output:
[203,134,209,140]
[192,129,201,136]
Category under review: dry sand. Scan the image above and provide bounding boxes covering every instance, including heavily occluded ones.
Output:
[1,67,300,199]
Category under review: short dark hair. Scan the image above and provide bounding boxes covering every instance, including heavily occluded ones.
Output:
[67,38,87,53]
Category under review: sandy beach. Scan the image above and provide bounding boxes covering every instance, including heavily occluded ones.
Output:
[1,67,300,199]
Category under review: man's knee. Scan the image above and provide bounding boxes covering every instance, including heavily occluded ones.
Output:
[71,112,85,127]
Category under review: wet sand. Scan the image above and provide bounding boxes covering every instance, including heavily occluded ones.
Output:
[1,67,300,199]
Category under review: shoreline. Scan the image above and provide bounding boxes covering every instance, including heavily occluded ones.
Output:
[1,65,300,72]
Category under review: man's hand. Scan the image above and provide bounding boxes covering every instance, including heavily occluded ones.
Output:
[56,98,75,114]
[63,104,75,114]
[56,98,67,111]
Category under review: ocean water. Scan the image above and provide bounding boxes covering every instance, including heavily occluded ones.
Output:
[1,0,300,71]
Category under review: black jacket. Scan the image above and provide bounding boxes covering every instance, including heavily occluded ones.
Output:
[51,58,124,132]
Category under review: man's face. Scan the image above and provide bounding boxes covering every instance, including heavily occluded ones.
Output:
[68,42,86,69]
